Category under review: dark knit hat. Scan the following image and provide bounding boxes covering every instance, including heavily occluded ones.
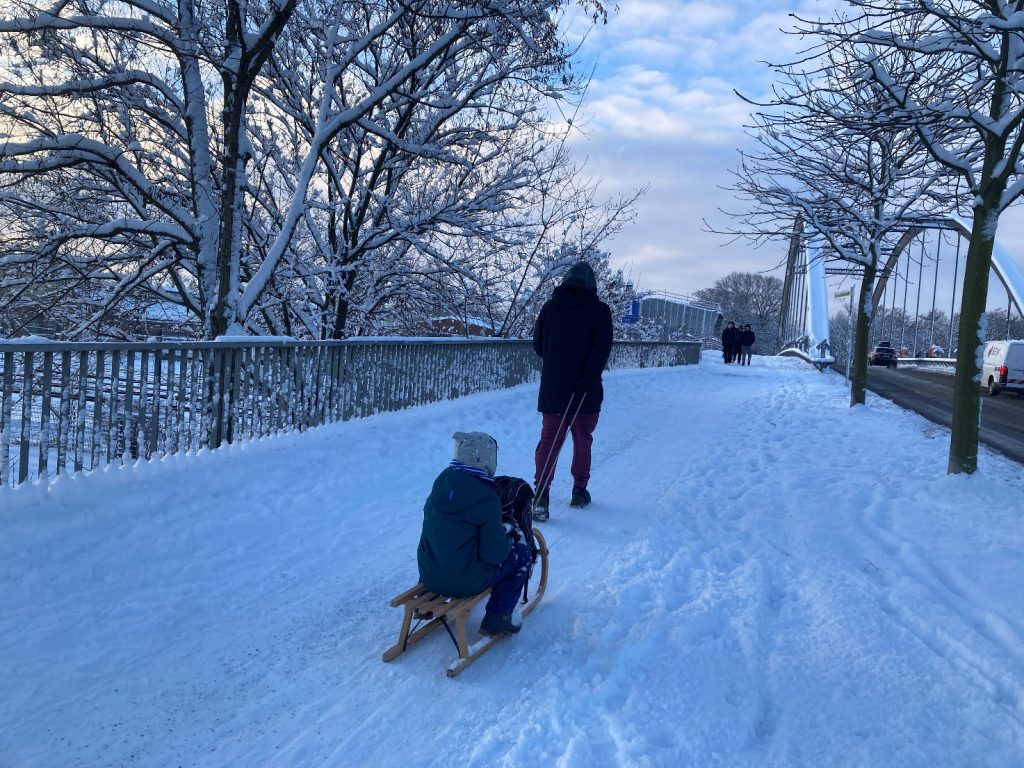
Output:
[562,261,597,291]
[452,431,498,476]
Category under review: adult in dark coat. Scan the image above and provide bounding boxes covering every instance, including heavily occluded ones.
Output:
[531,261,613,517]
[732,324,744,363]
[418,431,532,636]
[740,324,756,365]
[721,321,738,364]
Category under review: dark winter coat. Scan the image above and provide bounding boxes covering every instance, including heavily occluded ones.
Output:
[721,326,738,349]
[532,282,614,415]
[417,467,511,596]
[740,329,756,347]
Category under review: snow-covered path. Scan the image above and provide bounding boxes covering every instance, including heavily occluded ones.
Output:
[2,354,1023,767]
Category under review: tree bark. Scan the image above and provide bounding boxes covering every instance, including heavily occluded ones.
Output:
[850,259,876,407]
[947,206,996,474]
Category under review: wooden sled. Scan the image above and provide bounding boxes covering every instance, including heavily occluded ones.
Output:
[382,528,549,677]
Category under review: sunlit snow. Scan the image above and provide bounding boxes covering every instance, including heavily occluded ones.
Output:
[2,353,1022,766]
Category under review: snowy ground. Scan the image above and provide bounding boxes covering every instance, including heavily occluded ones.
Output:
[2,353,1023,768]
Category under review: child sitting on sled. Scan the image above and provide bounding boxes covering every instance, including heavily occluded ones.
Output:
[417,431,535,637]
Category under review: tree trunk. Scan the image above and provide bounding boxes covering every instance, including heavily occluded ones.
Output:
[178,0,221,340]
[329,266,360,340]
[947,206,996,474]
[208,0,297,338]
[210,104,243,339]
[211,15,246,339]
[849,260,876,407]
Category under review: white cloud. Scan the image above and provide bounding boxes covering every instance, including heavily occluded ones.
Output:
[563,0,1022,302]
[584,66,749,142]
[584,139,789,295]
[615,37,682,64]
[558,2,838,294]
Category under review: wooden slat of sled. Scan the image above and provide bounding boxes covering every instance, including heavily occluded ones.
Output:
[382,529,549,675]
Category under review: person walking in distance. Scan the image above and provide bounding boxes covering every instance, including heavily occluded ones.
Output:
[532,261,613,520]
[721,321,738,364]
[732,324,745,365]
[740,324,755,366]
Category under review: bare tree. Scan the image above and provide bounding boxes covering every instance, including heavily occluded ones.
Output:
[807,1,1024,471]
[0,0,303,337]
[712,37,952,406]
[694,272,783,353]
[986,306,1024,343]
[0,0,609,338]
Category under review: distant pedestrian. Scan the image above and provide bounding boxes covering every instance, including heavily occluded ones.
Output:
[531,261,613,520]
[740,324,755,365]
[721,321,738,364]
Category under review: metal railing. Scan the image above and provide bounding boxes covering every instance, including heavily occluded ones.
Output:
[0,337,700,487]
[898,357,956,371]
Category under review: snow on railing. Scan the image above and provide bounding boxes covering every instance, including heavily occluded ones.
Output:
[0,337,700,487]
[897,357,957,372]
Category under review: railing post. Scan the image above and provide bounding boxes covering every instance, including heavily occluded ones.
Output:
[19,351,33,485]
[149,348,162,459]
[1,351,14,486]
[91,350,105,472]
[209,346,226,450]
[39,351,53,481]
[57,351,71,475]
[124,350,136,462]
[228,346,242,443]
[107,350,120,466]
[73,351,88,474]
[137,350,150,461]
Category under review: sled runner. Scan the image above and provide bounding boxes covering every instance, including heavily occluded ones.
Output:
[382,528,548,677]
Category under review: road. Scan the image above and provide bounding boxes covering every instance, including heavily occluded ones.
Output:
[864,365,1024,464]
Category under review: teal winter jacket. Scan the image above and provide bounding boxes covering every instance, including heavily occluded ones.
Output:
[417,467,511,596]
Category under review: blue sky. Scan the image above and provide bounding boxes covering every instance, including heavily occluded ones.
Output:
[560,0,1024,316]
[562,1,835,297]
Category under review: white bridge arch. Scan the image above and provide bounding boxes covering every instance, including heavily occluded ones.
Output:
[779,216,1024,363]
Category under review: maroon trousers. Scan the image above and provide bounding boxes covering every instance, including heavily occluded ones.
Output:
[534,411,600,491]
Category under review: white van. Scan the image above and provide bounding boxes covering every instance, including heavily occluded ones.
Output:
[981,340,1024,396]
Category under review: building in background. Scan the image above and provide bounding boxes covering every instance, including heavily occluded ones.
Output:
[624,292,722,341]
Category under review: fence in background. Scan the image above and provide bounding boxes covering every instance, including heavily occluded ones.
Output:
[0,338,700,487]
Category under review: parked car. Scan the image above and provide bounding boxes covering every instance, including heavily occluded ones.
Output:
[870,342,899,368]
[982,339,1024,396]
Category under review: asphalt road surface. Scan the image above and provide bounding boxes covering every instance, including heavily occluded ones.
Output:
[864,365,1024,465]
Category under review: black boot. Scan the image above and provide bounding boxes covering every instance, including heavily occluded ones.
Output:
[532,487,550,522]
[570,486,591,508]
[480,613,521,637]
